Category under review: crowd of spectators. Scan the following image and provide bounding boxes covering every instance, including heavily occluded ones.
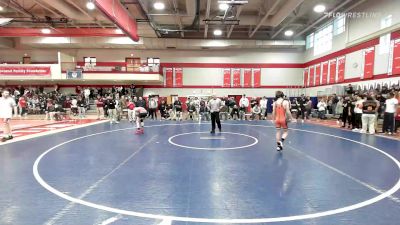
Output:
[316,83,400,135]
[1,82,398,135]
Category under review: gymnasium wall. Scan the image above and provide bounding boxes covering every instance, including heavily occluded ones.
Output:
[301,0,400,96]
[304,0,400,62]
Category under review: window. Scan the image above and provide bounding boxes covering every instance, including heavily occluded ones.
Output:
[306,33,314,49]
[83,57,96,66]
[314,23,333,56]
[333,15,345,35]
[379,15,392,54]
[381,15,392,29]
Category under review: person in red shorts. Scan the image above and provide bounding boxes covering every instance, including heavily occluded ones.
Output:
[134,106,148,134]
[272,91,294,151]
[18,95,28,119]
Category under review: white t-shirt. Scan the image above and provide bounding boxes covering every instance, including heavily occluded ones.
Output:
[317,102,327,111]
[208,98,222,113]
[385,98,399,113]
[71,99,78,108]
[0,97,16,118]
[84,89,90,97]
[260,99,267,109]
[239,97,249,107]
[354,100,364,114]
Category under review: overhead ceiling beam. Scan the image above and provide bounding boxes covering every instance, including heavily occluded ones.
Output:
[65,0,105,28]
[0,1,32,17]
[95,0,139,41]
[265,0,304,28]
[0,27,126,37]
[32,0,62,17]
[227,5,242,38]
[271,12,297,39]
[171,0,184,37]
[203,0,211,38]
[249,0,283,38]
[39,0,88,20]
[294,0,357,37]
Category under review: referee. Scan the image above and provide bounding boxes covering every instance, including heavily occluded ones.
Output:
[208,94,222,133]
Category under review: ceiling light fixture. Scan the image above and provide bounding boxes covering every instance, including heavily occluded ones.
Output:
[41,28,51,34]
[213,29,222,36]
[153,2,165,10]
[313,4,326,13]
[219,3,229,11]
[86,1,96,10]
[284,30,294,36]
[0,6,4,11]
[115,28,123,34]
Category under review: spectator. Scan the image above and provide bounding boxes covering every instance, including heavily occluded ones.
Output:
[106,95,118,124]
[127,97,135,123]
[159,100,167,120]
[173,97,183,121]
[239,94,249,120]
[148,97,158,120]
[383,92,398,135]
[317,99,327,119]
[251,104,261,120]
[260,96,268,120]
[361,96,377,134]
[352,95,364,131]
[336,97,344,125]
[331,94,339,115]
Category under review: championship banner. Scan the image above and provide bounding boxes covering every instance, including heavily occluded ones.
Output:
[337,56,346,83]
[321,61,328,85]
[232,68,241,87]
[243,68,252,87]
[253,68,261,87]
[0,66,51,76]
[66,70,83,79]
[165,68,173,87]
[309,66,315,87]
[223,68,231,87]
[174,68,183,87]
[362,47,375,79]
[315,64,321,86]
[303,68,309,87]
[329,59,337,84]
[391,39,400,75]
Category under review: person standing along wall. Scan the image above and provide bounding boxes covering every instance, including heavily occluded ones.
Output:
[383,92,398,135]
[0,90,17,142]
[361,96,377,134]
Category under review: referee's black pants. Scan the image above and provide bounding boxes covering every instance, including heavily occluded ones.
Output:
[211,111,221,131]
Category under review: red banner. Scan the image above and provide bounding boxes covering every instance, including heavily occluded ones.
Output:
[95,0,139,41]
[303,68,309,87]
[243,68,252,87]
[315,64,321,86]
[232,68,241,87]
[174,68,183,87]
[363,47,375,79]
[165,68,173,87]
[223,68,231,87]
[309,66,315,87]
[337,56,346,83]
[329,59,337,84]
[392,39,400,75]
[253,68,261,87]
[0,66,51,76]
[321,62,328,85]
